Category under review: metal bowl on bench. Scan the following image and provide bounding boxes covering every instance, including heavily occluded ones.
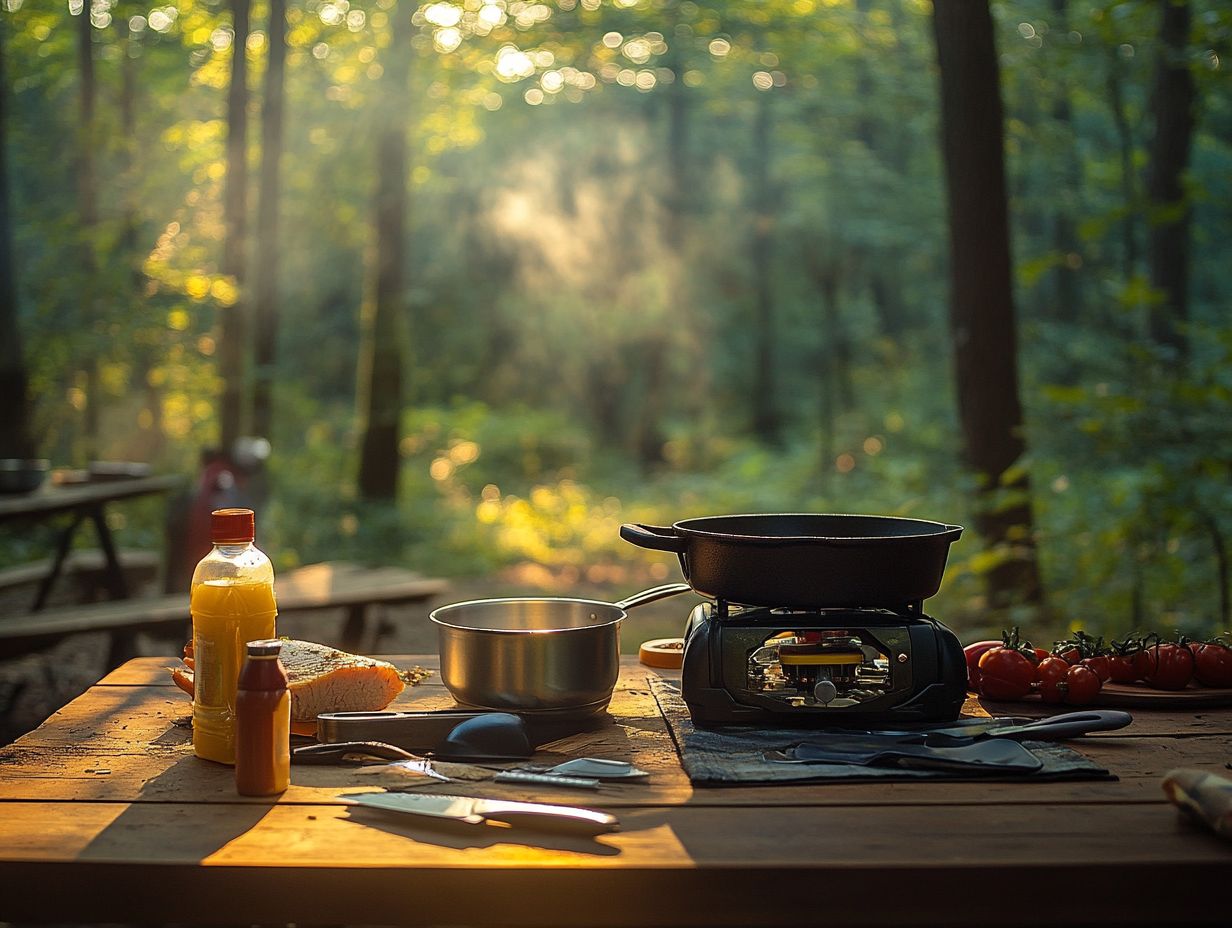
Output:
[0,459,49,495]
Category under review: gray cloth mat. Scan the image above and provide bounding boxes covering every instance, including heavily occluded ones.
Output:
[649,677,1115,786]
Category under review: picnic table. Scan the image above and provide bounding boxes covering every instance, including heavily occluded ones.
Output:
[0,655,1227,927]
[0,474,183,609]
[0,561,448,664]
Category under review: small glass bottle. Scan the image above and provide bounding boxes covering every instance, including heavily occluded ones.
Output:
[190,508,277,764]
[235,638,291,797]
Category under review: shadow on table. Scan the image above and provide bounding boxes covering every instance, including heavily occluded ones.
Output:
[78,753,273,862]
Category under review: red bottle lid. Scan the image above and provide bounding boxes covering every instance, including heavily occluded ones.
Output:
[211,508,255,544]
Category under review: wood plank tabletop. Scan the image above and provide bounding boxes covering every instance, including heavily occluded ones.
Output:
[1,654,1229,927]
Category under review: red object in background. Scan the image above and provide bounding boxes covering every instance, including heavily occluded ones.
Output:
[186,454,246,561]
[166,451,249,593]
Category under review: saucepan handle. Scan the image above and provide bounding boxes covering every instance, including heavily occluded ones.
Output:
[620,523,685,553]
[614,583,693,611]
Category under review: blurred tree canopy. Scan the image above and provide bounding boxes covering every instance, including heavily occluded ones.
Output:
[2,0,1230,637]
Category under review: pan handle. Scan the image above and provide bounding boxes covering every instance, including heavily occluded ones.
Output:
[620,523,685,553]
[614,583,693,611]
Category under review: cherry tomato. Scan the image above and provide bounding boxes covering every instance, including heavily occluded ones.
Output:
[1036,657,1071,704]
[1030,647,1050,664]
[1081,655,1111,682]
[978,647,1038,700]
[1063,665,1102,705]
[1132,648,1155,681]
[963,640,1002,692]
[1140,642,1195,690]
[1106,653,1137,683]
[1054,645,1082,664]
[1189,641,1232,688]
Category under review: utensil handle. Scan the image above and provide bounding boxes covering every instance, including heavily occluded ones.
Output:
[614,582,693,610]
[619,523,685,553]
[292,741,418,764]
[478,800,619,836]
[1002,710,1133,740]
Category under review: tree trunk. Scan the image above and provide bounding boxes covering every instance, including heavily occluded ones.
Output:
[77,6,100,459]
[817,267,838,482]
[251,0,286,442]
[1048,0,1081,324]
[854,0,906,341]
[1145,0,1195,359]
[750,89,779,445]
[117,9,140,287]
[634,31,693,471]
[1105,46,1139,279]
[218,0,251,452]
[357,1,411,501]
[117,10,162,456]
[0,21,33,459]
[932,0,1043,610]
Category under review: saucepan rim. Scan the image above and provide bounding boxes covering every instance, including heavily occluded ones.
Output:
[430,597,627,634]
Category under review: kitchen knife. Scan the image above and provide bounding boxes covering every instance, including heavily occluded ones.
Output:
[824,710,1133,742]
[343,792,620,836]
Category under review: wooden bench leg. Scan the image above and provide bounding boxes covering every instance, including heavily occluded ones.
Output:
[340,604,368,653]
[107,629,140,670]
[32,512,85,611]
[88,503,130,601]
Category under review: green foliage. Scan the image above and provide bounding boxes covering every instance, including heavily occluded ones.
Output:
[2,0,1231,643]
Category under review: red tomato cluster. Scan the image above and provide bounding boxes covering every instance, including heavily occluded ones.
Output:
[962,629,1232,705]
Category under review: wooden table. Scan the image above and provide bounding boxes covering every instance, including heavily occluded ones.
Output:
[0,655,1228,927]
[0,474,182,609]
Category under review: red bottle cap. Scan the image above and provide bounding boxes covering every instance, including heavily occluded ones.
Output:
[211,508,255,544]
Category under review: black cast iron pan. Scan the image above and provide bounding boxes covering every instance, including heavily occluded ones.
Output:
[619,513,962,609]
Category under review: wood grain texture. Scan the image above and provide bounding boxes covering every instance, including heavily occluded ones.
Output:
[2,655,1230,927]
[0,802,1228,926]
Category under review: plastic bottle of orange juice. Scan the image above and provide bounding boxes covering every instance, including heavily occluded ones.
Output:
[191,508,277,764]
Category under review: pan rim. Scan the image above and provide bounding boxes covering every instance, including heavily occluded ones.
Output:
[672,512,962,542]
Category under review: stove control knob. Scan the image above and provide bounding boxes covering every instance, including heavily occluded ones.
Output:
[813,679,838,705]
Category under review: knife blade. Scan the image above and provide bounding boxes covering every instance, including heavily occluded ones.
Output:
[343,792,620,836]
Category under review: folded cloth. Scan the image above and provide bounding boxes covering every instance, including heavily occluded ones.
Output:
[649,677,1114,786]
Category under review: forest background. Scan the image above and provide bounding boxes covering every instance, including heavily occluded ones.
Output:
[1,0,1230,643]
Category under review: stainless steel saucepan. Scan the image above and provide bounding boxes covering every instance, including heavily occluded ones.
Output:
[430,583,692,716]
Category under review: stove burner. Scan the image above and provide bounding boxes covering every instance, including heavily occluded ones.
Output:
[679,601,968,726]
[751,631,891,707]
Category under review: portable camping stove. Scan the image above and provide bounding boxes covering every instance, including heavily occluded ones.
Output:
[680,599,968,726]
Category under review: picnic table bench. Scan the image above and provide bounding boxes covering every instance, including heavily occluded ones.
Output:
[0,654,1227,927]
[0,562,448,666]
[0,548,161,604]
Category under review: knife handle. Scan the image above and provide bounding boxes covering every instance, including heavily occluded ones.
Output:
[478,800,619,836]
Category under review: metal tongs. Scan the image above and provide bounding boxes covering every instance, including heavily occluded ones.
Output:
[315,710,534,760]
[292,741,451,781]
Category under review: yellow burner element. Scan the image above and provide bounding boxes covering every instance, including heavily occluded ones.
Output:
[779,652,862,666]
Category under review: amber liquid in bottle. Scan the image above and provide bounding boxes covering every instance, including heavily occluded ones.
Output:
[235,641,290,797]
